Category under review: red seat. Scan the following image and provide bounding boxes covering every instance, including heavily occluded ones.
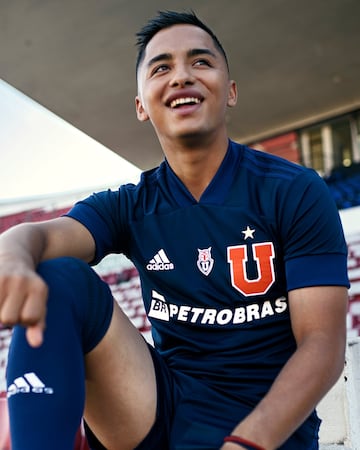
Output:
[74,421,90,450]
[0,392,10,450]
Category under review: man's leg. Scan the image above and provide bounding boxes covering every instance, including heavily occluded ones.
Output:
[6,257,157,450]
[83,302,157,449]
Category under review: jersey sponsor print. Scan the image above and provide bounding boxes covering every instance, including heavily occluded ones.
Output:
[148,290,287,325]
[148,229,286,326]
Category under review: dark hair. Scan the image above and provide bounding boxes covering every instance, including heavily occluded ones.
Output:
[135,10,229,74]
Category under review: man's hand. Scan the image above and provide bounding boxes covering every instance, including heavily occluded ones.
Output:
[0,260,48,347]
[0,217,96,347]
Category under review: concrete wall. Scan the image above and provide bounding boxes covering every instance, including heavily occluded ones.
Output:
[318,338,360,449]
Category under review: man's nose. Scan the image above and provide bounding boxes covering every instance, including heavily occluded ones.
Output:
[169,64,195,87]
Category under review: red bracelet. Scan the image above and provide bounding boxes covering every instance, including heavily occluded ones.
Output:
[223,435,265,450]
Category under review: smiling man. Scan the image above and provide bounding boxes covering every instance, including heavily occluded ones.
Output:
[0,10,349,450]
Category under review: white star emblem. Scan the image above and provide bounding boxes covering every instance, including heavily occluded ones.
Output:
[242,226,255,240]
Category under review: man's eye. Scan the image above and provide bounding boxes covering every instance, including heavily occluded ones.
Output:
[153,64,169,74]
[194,59,211,67]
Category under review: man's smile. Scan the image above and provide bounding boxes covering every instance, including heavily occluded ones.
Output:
[170,97,202,108]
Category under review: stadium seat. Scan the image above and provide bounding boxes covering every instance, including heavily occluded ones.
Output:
[324,164,360,210]
[74,421,90,450]
[0,392,10,450]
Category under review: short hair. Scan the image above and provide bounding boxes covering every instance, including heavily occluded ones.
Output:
[135,10,229,74]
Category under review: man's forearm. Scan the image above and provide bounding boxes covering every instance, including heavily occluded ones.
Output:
[0,222,47,268]
[227,333,345,450]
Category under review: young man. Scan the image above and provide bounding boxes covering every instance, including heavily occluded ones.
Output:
[0,10,349,450]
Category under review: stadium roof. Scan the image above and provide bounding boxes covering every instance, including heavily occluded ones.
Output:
[1,0,360,170]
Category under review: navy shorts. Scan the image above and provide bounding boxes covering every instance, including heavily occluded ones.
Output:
[86,344,321,450]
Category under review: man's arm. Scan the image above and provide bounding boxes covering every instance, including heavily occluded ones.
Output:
[0,216,96,347]
[222,285,348,450]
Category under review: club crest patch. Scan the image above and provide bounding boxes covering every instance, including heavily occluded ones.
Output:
[197,247,214,276]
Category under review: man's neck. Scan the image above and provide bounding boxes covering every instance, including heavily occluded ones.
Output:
[160,133,229,201]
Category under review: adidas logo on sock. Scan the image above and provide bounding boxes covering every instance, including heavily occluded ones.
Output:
[7,372,54,398]
[146,249,174,271]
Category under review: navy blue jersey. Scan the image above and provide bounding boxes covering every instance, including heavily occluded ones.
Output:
[66,140,349,406]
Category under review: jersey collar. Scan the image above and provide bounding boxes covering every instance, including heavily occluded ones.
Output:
[163,140,242,206]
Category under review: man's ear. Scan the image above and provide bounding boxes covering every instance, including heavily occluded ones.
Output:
[227,80,238,107]
[135,96,149,122]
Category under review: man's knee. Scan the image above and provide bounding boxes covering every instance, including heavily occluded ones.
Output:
[37,257,114,353]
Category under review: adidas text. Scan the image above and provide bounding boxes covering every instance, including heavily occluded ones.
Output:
[7,372,54,398]
[147,249,174,271]
[147,262,174,271]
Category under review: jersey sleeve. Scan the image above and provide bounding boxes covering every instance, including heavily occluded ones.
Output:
[279,169,349,291]
[65,188,128,264]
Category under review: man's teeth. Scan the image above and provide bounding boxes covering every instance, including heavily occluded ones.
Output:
[170,97,201,108]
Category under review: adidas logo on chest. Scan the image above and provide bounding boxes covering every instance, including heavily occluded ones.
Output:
[146,249,174,271]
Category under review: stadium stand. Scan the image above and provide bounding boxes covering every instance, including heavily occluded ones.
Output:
[347,234,360,339]
[324,163,360,210]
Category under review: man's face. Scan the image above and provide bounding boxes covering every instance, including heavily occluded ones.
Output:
[135,24,237,145]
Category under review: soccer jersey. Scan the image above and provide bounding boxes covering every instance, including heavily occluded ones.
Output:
[66,140,349,407]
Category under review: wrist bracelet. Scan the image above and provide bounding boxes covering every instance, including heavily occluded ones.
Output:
[223,435,265,450]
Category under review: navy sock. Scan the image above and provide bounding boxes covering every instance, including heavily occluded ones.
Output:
[6,257,114,450]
